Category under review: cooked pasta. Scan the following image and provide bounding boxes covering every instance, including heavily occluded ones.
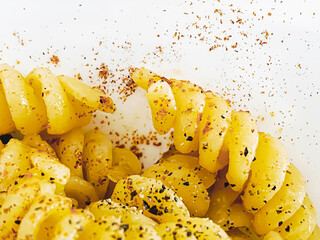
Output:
[132,67,318,239]
[0,135,230,239]
[0,65,317,239]
[0,64,114,136]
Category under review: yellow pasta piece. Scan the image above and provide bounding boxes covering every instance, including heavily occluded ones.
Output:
[213,204,253,232]
[47,128,85,178]
[0,64,47,135]
[125,224,161,240]
[206,168,240,216]
[253,164,306,235]
[26,68,76,135]
[182,217,231,240]
[274,195,316,240]
[226,111,259,192]
[308,225,320,240]
[242,132,288,213]
[111,175,190,223]
[88,199,156,226]
[0,82,15,135]
[156,222,196,240]
[226,229,250,240]
[107,147,142,182]
[163,154,216,189]
[52,210,93,240]
[172,80,205,153]
[64,176,99,208]
[198,92,231,173]
[146,80,176,135]
[142,162,210,217]
[36,208,71,240]
[78,215,125,240]
[0,176,55,239]
[263,231,283,240]
[216,130,231,172]
[131,67,162,90]
[17,194,72,240]
[67,93,93,128]
[22,134,57,157]
[58,75,115,113]
[83,129,112,198]
[30,151,71,185]
[0,139,31,191]
[206,169,252,231]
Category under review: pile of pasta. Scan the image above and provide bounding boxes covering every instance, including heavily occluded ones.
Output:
[131,68,319,239]
[0,64,318,240]
[0,63,114,136]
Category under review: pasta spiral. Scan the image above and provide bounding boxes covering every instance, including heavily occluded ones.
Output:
[0,64,318,240]
[0,64,114,136]
[0,137,230,240]
[132,68,318,239]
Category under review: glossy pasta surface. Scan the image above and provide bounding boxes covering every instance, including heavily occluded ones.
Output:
[0,65,317,240]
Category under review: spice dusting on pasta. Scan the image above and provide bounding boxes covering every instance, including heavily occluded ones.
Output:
[0,64,318,239]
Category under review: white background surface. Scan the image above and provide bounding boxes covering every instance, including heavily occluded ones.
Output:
[1,0,319,223]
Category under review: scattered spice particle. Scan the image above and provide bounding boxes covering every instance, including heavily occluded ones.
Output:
[49,55,60,66]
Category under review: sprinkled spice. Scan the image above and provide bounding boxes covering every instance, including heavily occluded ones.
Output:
[49,55,60,66]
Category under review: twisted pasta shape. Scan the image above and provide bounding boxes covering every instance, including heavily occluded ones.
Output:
[0,136,230,240]
[0,64,318,240]
[132,68,318,239]
[0,64,114,136]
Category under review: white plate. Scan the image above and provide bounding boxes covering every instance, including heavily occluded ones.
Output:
[1,0,319,223]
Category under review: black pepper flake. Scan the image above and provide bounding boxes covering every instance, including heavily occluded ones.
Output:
[186,136,193,141]
[252,157,256,162]
[50,177,55,181]
[130,190,137,200]
[120,224,129,231]
[186,231,192,237]
[252,207,258,211]
[276,210,282,214]
[278,221,283,226]
[148,205,162,216]
[159,185,166,194]
[143,200,150,210]
[224,182,229,187]
[15,220,21,225]
[221,115,225,119]
[230,184,236,187]
[244,147,249,157]
[183,181,190,186]
[272,185,277,191]
[285,225,290,232]
[175,223,183,228]
[85,201,91,206]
